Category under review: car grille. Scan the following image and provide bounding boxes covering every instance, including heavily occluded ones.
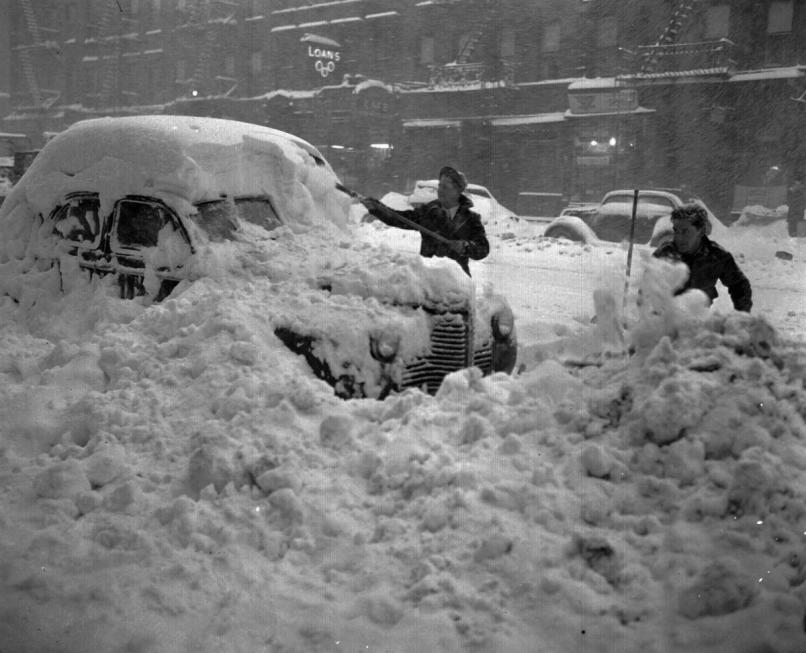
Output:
[472,340,493,375]
[401,311,471,394]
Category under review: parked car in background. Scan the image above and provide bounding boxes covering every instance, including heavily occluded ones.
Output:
[543,188,727,247]
[0,115,517,400]
[515,192,565,223]
[406,179,519,227]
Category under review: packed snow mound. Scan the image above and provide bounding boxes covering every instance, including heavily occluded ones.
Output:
[0,253,805,652]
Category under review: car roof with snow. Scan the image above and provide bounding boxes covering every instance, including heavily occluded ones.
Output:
[3,115,348,232]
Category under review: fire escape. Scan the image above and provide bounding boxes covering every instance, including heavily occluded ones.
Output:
[628,0,735,79]
[177,0,238,98]
[428,0,513,88]
[95,1,125,109]
[15,0,61,109]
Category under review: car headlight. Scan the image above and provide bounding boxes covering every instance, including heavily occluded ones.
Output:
[491,307,514,341]
[370,331,401,363]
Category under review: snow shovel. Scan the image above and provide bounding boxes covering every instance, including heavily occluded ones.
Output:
[336,182,453,245]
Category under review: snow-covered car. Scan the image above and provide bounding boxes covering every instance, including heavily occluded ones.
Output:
[0,115,517,399]
[543,189,727,247]
[404,179,518,226]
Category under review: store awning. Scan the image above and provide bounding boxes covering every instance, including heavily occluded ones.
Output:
[490,112,566,127]
[564,107,656,118]
[300,33,341,48]
[729,66,805,82]
[402,118,461,128]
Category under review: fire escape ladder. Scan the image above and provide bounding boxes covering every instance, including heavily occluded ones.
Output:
[189,1,216,95]
[18,0,42,106]
[97,1,122,107]
[640,0,704,73]
[454,0,497,65]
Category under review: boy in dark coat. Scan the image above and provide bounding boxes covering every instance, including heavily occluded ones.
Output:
[360,166,489,276]
[653,203,752,312]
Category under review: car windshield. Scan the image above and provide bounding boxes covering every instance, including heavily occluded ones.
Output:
[603,194,675,210]
[193,196,283,241]
[466,187,492,199]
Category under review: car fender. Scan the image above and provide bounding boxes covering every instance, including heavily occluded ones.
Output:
[543,215,598,243]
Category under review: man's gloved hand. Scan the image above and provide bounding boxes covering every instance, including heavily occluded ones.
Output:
[446,239,469,256]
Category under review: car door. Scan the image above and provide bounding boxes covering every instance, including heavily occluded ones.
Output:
[108,196,192,299]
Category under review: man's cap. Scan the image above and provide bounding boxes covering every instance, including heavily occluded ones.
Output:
[439,166,467,192]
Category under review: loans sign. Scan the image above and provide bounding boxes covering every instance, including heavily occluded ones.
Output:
[300,34,343,79]
[308,45,341,78]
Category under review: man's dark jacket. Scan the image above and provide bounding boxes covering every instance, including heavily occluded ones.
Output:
[367,195,489,275]
[653,236,752,311]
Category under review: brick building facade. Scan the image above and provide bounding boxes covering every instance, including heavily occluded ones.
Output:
[1,0,805,217]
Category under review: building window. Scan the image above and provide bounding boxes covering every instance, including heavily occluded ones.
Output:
[176,59,186,83]
[705,4,730,39]
[542,21,561,53]
[420,36,435,65]
[250,51,263,75]
[597,16,617,47]
[224,54,236,77]
[768,1,793,34]
[500,27,515,58]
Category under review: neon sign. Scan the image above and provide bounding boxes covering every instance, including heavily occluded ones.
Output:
[308,45,341,78]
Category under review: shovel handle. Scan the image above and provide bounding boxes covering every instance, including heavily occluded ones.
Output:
[336,182,452,245]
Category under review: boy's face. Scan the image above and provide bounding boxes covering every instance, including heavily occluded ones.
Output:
[437,175,461,208]
[672,218,704,254]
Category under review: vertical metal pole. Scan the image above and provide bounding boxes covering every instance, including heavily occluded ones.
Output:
[622,189,639,314]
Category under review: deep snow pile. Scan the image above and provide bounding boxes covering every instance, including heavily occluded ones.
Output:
[0,254,805,652]
[1,116,805,651]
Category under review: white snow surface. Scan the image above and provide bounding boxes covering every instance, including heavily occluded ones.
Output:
[1,137,806,652]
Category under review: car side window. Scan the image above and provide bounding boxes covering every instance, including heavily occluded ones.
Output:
[194,196,283,241]
[639,196,674,211]
[601,195,674,213]
[602,194,632,206]
[236,197,283,231]
[52,196,100,245]
[112,200,175,249]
